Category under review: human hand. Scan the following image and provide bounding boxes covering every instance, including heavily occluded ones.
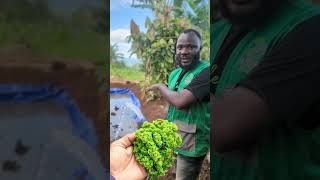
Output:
[146,84,163,92]
[110,133,147,180]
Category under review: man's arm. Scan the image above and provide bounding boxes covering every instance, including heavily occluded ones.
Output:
[149,84,195,109]
[212,15,320,154]
[211,87,271,154]
[149,67,210,109]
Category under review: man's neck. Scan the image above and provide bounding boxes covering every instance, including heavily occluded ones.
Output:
[181,60,200,71]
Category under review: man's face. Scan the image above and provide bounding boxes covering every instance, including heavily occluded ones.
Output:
[176,32,201,69]
[218,0,279,24]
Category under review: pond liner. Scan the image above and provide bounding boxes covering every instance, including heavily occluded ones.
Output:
[0,84,107,180]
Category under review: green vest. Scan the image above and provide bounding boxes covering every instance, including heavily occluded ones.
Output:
[167,61,210,157]
[211,0,320,179]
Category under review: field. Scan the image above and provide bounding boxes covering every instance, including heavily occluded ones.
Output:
[0,21,106,65]
[110,64,145,83]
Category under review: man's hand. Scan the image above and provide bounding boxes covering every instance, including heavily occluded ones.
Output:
[110,133,147,180]
[146,83,164,92]
[146,83,195,109]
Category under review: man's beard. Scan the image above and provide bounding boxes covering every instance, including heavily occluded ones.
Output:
[176,52,201,70]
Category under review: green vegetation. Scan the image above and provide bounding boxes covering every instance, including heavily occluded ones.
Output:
[110,43,145,82]
[129,0,209,99]
[110,64,145,82]
[0,21,106,64]
[133,119,182,177]
[0,0,106,65]
[0,0,107,93]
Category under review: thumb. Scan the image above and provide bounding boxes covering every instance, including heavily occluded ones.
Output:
[117,133,136,148]
[126,146,134,155]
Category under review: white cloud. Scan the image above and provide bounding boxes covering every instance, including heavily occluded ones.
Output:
[116,42,132,58]
[110,28,141,65]
[110,28,131,44]
[111,0,132,11]
[113,42,142,66]
[131,54,138,59]
[120,0,132,4]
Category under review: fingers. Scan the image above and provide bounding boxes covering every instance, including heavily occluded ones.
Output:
[117,133,136,148]
[126,133,136,142]
[146,84,159,92]
[146,85,155,92]
[146,87,151,92]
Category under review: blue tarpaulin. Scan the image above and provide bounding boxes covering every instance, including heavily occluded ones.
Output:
[0,84,106,180]
[0,84,97,148]
[110,88,145,142]
[110,88,141,108]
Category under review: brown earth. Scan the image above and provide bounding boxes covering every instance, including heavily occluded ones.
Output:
[110,79,210,180]
[110,79,168,121]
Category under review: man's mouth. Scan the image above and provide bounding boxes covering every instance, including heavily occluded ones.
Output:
[181,58,191,62]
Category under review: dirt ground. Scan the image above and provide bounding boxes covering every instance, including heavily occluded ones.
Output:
[110,79,210,180]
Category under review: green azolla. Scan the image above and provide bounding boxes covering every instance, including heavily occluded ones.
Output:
[133,119,182,177]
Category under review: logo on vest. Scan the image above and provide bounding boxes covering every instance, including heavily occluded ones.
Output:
[210,64,219,84]
[184,73,194,85]
[238,38,268,73]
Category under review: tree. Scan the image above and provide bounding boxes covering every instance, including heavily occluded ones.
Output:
[110,43,124,63]
[129,0,209,100]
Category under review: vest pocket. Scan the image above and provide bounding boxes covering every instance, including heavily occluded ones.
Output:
[174,120,196,152]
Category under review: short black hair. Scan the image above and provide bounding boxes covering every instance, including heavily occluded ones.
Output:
[182,29,201,41]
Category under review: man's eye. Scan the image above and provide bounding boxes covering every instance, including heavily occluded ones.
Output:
[176,45,197,50]
[187,45,197,49]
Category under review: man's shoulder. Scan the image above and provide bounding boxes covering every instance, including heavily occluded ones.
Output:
[211,19,229,28]
[170,67,182,74]
[276,14,320,52]
[199,60,209,66]
[168,67,182,80]
[296,14,320,32]
[211,19,230,34]
[195,67,210,79]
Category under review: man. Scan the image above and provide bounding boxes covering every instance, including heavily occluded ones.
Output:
[211,0,320,179]
[148,29,210,180]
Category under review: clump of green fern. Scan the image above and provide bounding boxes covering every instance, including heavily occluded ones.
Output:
[133,119,182,177]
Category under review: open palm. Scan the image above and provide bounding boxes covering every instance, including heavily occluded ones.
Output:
[110,133,147,180]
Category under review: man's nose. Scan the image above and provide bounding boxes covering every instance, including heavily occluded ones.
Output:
[180,47,189,54]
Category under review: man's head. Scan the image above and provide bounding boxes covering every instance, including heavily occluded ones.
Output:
[218,0,286,25]
[175,29,202,70]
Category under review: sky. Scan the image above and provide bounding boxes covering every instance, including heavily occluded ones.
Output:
[110,0,154,66]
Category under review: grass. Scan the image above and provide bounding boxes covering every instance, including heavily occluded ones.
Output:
[0,21,106,65]
[110,64,145,82]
